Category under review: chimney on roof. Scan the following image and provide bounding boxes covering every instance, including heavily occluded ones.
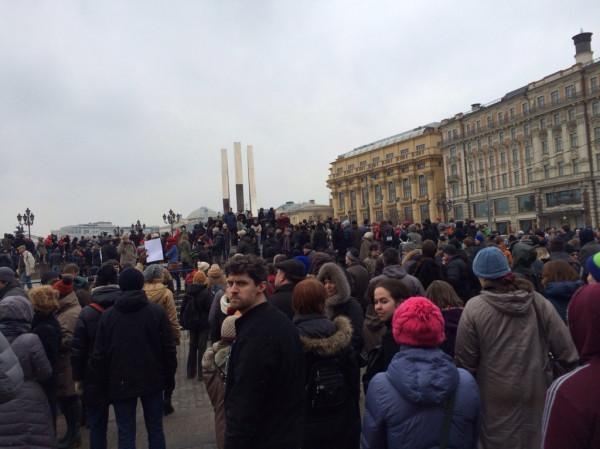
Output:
[471,103,481,112]
[572,31,593,65]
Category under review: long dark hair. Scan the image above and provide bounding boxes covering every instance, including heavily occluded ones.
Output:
[481,273,534,293]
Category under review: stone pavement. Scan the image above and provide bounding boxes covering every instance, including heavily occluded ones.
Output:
[59,332,217,449]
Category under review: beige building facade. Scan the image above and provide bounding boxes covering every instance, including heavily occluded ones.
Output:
[275,200,334,225]
[440,32,600,232]
[327,125,447,224]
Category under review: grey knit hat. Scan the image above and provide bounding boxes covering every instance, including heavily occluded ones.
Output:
[143,264,165,282]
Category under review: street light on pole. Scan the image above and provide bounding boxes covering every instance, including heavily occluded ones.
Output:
[17,208,34,239]
[162,209,181,234]
[131,220,146,234]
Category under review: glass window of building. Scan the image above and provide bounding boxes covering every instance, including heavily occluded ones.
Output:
[362,187,369,205]
[420,204,430,221]
[338,192,345,210]
[544,164,550,178]
[514,170,520,186]
[522,102,529,114]
[491,176,496,190]
[546,189,581,207]
[388,182,396,202]
[401,148,409,159]
[416,162,425,169]
[555,136,563,153]
[473,201,489,218]
[403,178,411,200]
[487,116,493,128]
[416,144,425,154]
[537,96,545,108]
[524,123,530,136]
[498,112,503,124]
[572,160,578,175]
[511,128,516,140]
[374,185,383,204]
[350,191,356,209]
[449,146,456,158]
[502,173,508,188]
[558,161,564,176]
[570,133,578,149]
[418,175,427,196]
[476,120,481,131]
[494,198,510,215]
[512,147,519,163]
[336,167,342,175]
[592,76,599,92]
[525,144,532,163]
[542,140,549,155]
[489,153,495,168]
[540,117,546,129]
[527,168,533,183]
[553,112,561,126]
[551,90,559,105]
[517,194,535,212]
[386,153,393,161]
[593,100,600,116]
[477,139,482,150]
[403,206,413,222]
[500,152,506,164]
[451,164,457,176]
[451,183,459,197]
[565,84,576,99]
[469,181,475,194]
[359,160,367,169]
[453,205,464,220]
[372,156,380,166]
[468,160,474,173]
[478,158,483,170]
[568,108,576,121]
[479,178,485,191]
[595,127,600,141]
[499,131,504,142]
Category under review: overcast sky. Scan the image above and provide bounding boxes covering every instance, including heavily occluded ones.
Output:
[2,1,599,235]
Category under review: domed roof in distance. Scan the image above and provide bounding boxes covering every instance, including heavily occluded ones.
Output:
[186,207,219,220]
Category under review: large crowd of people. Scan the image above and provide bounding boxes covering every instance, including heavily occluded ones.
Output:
[0,208,599,449]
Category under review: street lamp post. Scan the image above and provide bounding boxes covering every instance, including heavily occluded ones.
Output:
[131,220,146,234]
[113,226,124,236]
[17,208,35,239]
[162,209,181,234]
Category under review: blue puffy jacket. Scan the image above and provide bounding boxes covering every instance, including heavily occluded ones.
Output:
[362,346,480,449]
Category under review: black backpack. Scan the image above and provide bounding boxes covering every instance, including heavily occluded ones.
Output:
[180,294,200,330]
[306,355,348,411]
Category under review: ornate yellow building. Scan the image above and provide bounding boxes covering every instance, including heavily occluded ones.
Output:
[327,124,447,224]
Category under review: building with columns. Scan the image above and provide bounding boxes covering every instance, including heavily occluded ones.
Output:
[439,32,600,232]
[327,124,448,224]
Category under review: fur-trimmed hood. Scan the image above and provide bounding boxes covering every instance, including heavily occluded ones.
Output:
[299,316,353,357]
[316,262,351,309]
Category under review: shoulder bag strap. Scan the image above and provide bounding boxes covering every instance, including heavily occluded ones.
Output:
[89,302,105,313]
[439,391,456,449]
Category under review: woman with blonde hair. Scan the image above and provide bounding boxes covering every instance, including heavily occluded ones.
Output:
[425,280,463,357]
[29,286,62,428]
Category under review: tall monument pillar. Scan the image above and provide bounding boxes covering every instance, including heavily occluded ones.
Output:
[221,148,231,213]
[234,142,244,213]
[247,145,257,217]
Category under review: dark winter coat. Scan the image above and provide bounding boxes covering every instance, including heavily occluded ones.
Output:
[31,311,61,410]
[444,255,479,302]
[225,301,305,449]
[0,279,27,300]
[362,347,480,449]
[346,263,369,304]
[543,280,583,322]
[410,257,443,290]
[180,283,212,331]
[268,283,295,320]
[317,263,364,355]
[440,307,463,358]
[89,289,177,402]
[362,322,398,392]
[296,314,360,449]
[71,284,120,404]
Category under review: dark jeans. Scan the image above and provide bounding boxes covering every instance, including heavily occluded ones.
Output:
[113,391,166,449]
[187,328,209,379]
[87,403,109,449]
[58,395,81,443]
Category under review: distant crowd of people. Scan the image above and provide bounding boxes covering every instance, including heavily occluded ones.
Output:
[0,212,599,449]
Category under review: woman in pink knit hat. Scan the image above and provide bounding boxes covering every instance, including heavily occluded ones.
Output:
[362,296,480,449]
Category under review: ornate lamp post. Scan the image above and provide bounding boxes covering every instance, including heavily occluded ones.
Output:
[131,220,146,234]
[162,209,181,234]
[17,208,34,238]
[113,226,124,236]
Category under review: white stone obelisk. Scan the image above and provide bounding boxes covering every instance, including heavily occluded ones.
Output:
[234,142,244,213]
[247,145,257,217]
[221,148,231,213]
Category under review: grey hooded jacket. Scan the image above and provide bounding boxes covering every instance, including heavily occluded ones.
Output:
[0,330,23,403]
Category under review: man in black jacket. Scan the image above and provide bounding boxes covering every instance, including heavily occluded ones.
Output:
[90,268,177,449]
[268,258,306,320]
[224,255,305,449]
[71,262,121,449]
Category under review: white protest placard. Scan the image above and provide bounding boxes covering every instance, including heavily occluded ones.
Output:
[145,238,164,263]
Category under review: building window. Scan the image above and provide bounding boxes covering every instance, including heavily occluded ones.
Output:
[476,120,481,131]
[510,128,516,140]
[359,160,367,169]
[542,140,549,155]
[403,206,413,222]
[551,90,559,105]
[524,123,530,136]
[555,136,563,153]
[499,131,504,142]
[479,178,485,191]
[565,84,576,99]
[489,154,495,169]
[502,173,508,188]
[537,96,545,108]
[372,156,380,166]
[450,164,457,176]
[514,170,520,186]
[478,158,483,170]
[512,147,519,163]
[498,112,504,125]
[416,144,425,154]
[546,189,581,207]
[400,148,409,159]
[336,167,342,175]
[510,108,515,119]
[570,133,578,149]
[553,112,561,126]
[418,175,427,196]
[416,162,425,169]
[386,153,394,161]
[338,192,345,211]
[388,181,396,202]
[544,164,550,179]
[500,152,506,164]
[490,176,496,190]
[494,197,510,215]
[488,135,493,147]
[522,102,529,114]
[453,205,464,220]
[403,178,411,200]
[449,146,456,158]
[487,116,493,128]
[525,144,532,163]
[568,108,576,121]
[362,187,369,206]
[374,185,383,204]
[477,138,482,150]
[473,201,489,218]
[350,190,356,209]
[595,127,600,142]
[517,194,535,212]
[593,100,600,116]
[540,117,546,129]
[557,161,565,176]
[572,160,579,175]
[420,204,430,221]
[451,183,459,197]
[592,76,599,92]
[469,181,475,194]
[527,168,533,183]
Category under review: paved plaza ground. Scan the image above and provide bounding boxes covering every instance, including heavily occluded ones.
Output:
[58,333,218,449]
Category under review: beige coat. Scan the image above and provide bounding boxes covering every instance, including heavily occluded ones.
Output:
[55,291,82,397]
[455,288,578,449]
[117,240,138,267]
[202,341,231,449]
[143,283,181,345]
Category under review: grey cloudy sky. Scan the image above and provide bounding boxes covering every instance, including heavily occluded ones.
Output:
[2,1,599,235]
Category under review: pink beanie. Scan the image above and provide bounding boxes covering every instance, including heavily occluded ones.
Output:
[392,296,445,348]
